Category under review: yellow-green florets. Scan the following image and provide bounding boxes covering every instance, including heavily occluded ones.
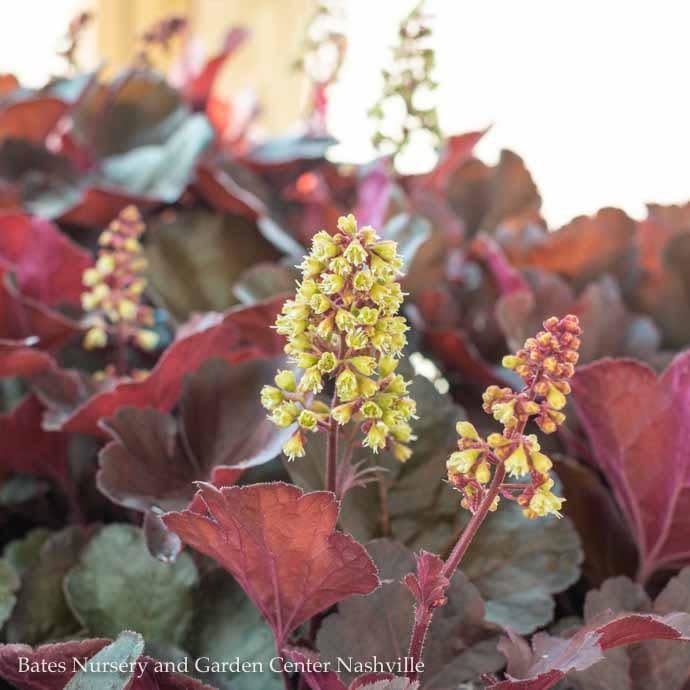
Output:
[446,315,582,519]
[262,213,416,462]
[80,206,159,355]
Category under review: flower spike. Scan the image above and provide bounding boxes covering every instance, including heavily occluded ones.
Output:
[261,214,416,464]
[81,206,158,354]
[446,314,582,519]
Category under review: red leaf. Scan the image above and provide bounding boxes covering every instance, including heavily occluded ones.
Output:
[501,208,635,286]
[0,395,69,485]
[0,337,55,377]
[403,551,449,611]
[38,298,284,436]
[0,639,109,690]
[162,482,379,646]
[0,97,68,144]
[571,352,690,581]
[97,357,289,513]
[487,611,690,690]
[417,130,487,192]
[0,214,89,304]
[182,28,249,109]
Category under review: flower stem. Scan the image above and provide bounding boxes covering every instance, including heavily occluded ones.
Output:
[406,463,506,681]
[325,418,339,496]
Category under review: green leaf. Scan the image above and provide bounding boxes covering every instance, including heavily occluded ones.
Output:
[233,262,298,305]
[185,569,281,690]
[0,559,20,628]
[64,524,199,644]
[100,114,213,202]
[3,528,52,577]
[461,491,583,633]
[6,527,85,643]
[65,630,145,690]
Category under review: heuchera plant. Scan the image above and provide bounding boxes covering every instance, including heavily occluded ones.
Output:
[3,8,690,690]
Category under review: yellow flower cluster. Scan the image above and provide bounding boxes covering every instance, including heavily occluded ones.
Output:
[261,214,416,462]
[446,314,582,519]
[81,206,158,353]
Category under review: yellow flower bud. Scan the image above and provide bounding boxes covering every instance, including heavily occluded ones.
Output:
[310,294,331,314]
[447,449,481,475]
[283,432,305,461]
[320,273,345,295]
[298,410,318,430]
[275,370,296,392]
[329,256,351,276]
[317,352,338,373]
[546,383,567,410]
[350,356,377,376]
[361,401,383,419]
[456,421,480,440]
[134,329,159,351]
[357,307,379,326]
[531,451,553,474]
[346,329,368,349]
[261,385,284,410]
[270,402,300,428]
[352,270,374,291]
[370,240,398,262]
[82,268,100,287]
[501,355,520,370]
[491,400,517,426]
[296,353,319,369]
[378,355,398,377]
[475,460,491,484]
[331,402,355,425]
[96,255,116,275]
[391,441,412,463]
[118,299,138,321]
[504,443,529,477]
[83,326,108,350]
[298,366,323,393]
[316,314,335,339]
[336,369,358,401]
[335,309,356,332]
[343,240,367,266]
[311,230,338,260]
[337,214,357,235]
[364,421,388,452]
[357,375,378,399]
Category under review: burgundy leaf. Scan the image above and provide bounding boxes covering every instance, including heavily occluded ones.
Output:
[0,97,68,144]
[0,338,55,377]
[38,298,284,436]
[162,482,379,646]
[0,639,109,690]
[488,610,690,690]
[180,28,249,109]
[97,357,289,512]
[571,352,690,581]
[417,130,487,192]
[404,551,449,612]
[0,395,69,486]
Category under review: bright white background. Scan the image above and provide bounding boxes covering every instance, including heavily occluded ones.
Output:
[328,0,690,226]
[1,0,688,227]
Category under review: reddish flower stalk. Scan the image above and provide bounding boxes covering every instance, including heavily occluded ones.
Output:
[405,314,583,681]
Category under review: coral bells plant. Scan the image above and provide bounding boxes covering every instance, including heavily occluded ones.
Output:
[402,315,582,682]
[261,213,416,493]
[81,206,159,366]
